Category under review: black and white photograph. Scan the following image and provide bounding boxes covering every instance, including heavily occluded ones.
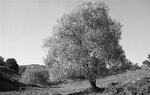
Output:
[0,0,150,95]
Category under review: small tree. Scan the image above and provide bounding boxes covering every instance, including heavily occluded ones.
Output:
[148,54,150,61]
[0,56,5,66]
[142,54,150,67]
[147,54,150,64]
[44,1,123,91]
[142,60,150,67]
[6,58,19,73]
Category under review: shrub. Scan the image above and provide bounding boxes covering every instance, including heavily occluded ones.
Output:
[106,77,150,95]
[20,64,49,87]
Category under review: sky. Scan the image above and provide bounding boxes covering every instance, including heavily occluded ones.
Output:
[0,0,150,65]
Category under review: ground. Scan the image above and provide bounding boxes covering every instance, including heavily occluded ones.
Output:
[0,67,150,95]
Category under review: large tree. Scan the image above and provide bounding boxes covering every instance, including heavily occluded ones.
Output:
[44,1,123,91]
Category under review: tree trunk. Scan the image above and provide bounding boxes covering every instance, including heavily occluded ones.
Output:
[89,79,98,89]
[83,57,105,92]
[89,79,105,92]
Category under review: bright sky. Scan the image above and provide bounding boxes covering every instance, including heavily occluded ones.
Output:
[0,0,150,65]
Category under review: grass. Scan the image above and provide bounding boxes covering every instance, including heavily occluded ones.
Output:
[1,67,150,95]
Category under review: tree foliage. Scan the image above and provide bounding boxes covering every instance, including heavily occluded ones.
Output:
[6,58,19,73]
[148,54,150,60]
[43,1,124,89]
[142,54,150,67]
[0,56,5,66]
[143,60,150,67]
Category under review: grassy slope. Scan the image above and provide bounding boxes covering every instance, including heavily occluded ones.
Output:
[0,67,150,95]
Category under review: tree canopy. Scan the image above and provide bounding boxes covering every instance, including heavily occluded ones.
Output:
[0,56,5,66]
[6,58,19,73]
[44,1,124,90]
[142,54,150,67]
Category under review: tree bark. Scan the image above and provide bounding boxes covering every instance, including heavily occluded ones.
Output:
[89,78,105,92]
[83,56,105,92]
[88,57,105,92]
[89,79,98,89]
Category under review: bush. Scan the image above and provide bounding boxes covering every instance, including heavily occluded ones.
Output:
[106,77,150,95]
[20,64,49,87]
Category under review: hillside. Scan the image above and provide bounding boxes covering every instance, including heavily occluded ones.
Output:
[0,67,150,95]
[0,66,21,91]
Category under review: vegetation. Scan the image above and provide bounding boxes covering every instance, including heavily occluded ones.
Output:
[143,60,150,67]
[43,1,127,90]
[0,66,21,91]
[19,65,27,74]
[20,64,49,87]
[0,67,150,95]
[0,1,149,95]
[0,56,21,91]
[105,77,150,95]
[142,54,150,67]
[0,56,20,73]
[5,58,19,73]
[0,56,5,66]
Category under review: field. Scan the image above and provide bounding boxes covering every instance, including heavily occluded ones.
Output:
[0,67,150,95]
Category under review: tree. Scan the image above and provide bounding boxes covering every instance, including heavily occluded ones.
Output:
[142,54,150,67]
[6,58,19,73]
[44,1,123,91]
[107,45,126,70]
[142,60,150,67]
[148,54,150,61]
[0,56,5,66]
